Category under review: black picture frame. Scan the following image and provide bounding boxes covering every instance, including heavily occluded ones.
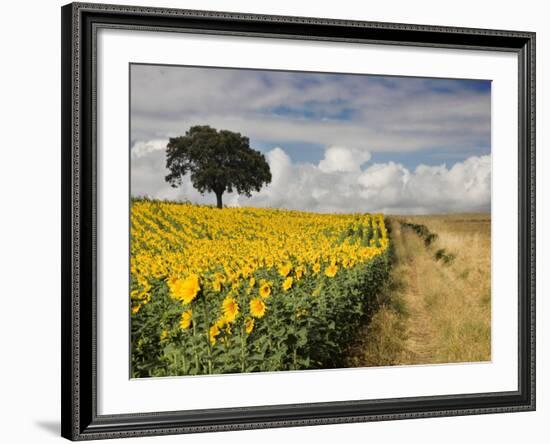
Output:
[61,2,536,440]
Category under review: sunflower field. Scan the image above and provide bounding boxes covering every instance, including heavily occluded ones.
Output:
[130,199,391,377]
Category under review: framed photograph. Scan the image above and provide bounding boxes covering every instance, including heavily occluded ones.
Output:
[61,2,535,440]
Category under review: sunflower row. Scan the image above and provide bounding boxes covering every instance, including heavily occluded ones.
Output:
[130,199,390,377]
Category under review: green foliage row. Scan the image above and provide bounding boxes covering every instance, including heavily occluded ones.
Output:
[400,222,438,246]
[400,221,455,264]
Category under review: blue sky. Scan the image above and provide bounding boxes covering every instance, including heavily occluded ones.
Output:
[130,64,491,214]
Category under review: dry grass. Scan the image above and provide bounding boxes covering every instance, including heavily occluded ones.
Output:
[348,213,491,367]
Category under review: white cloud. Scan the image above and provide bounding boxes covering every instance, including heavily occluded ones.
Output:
[130,139,168,158]
[131,141,491,214]
[355,156,491,213]
[130,139,213,203]
[318,146,371,173]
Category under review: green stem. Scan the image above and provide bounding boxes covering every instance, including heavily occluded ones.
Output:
[292,310,298,370]
[240,325,246,373]
[181,340,186,375]
[201,297,213,375]
[192,321,200,372]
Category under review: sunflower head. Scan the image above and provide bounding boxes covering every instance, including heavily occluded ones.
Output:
[282,276,293,291]
[278,262,292,277]
[209,324,220,345]
[312,262,321,274]
[179,309,192,330]
[170,274,200,304]
[222,295,239,323]
[259,282,271,299]
[325,263,338,278]
[244,317,255,334]
[250,298,266,318]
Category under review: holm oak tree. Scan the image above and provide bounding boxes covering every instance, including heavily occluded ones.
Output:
[165,126,272,208]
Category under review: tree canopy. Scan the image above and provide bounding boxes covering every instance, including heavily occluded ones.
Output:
[165,125,272,208]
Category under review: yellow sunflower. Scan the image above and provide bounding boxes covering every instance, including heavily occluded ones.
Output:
[179,309,192,330]
[170,274,200,304]
[325,263,338,278]
[244,317,255,334]
[222,295,239,323]
[209,324,220,345]
[312,262,321,274]
[250,298,266,318]
[282,276,293,291]
[259,282,271,299]
[278,262,292,277]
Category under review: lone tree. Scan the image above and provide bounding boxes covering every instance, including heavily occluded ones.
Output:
[165,125,272,208]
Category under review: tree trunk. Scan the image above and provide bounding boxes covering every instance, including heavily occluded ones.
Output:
[215,191,223,209]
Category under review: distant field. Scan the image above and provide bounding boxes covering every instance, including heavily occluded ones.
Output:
[347,213,491,367]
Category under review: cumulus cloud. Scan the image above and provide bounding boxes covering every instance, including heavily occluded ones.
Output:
[356,156,491,213]
[318,146,371,173]
[131,142,490,214]
[131,139,169,158]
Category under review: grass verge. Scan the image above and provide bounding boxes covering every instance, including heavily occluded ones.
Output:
[347,214,491,366]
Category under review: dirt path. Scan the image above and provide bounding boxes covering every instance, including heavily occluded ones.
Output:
[392,221,438,364]
[346,220,436,366]
[347,217,491,367]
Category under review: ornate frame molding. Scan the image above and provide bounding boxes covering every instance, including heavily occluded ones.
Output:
[61,3,535,440]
